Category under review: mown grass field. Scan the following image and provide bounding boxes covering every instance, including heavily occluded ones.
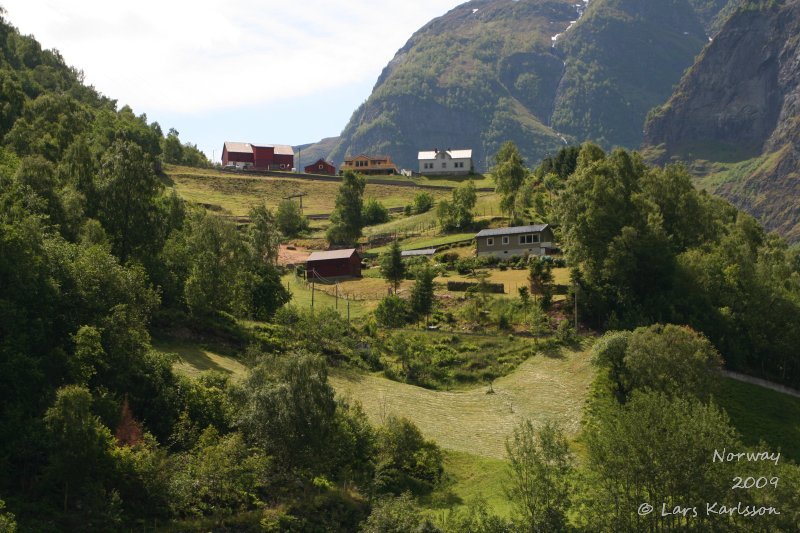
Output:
[330,344,595,459]
[363,193,501,236]
[281,273,377,317]
[164,165,450,217]
[368,233,477,254]
[437,267,571,294]
[153,336,248,379]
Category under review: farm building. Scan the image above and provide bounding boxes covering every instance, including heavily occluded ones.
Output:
[306,249,362,279]
[304,158,336,175]
[222,142,294,170]
[418,148,473,176]
[475,225,555,258]
[340,154,399,175]
[401,248,437,259]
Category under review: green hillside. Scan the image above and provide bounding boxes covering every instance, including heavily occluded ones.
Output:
[325,0,735,170]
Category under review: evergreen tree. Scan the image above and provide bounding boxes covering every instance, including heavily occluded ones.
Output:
[410,263,435,322]
[380,239,405,293]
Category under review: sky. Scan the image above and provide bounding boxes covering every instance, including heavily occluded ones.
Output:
[3,0,463,162]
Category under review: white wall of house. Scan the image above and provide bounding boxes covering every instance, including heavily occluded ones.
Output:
[418,149,472,175]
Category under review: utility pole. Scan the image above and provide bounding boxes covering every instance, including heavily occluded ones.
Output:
[335,283,339,310]
[311,274,315,309]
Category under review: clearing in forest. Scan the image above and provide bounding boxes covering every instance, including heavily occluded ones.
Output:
[330,346,595,459]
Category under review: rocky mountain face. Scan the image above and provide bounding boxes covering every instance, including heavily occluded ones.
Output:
[320,0,734,171]
[644,0,800,241]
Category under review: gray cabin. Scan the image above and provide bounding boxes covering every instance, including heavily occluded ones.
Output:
[475,225,555,258]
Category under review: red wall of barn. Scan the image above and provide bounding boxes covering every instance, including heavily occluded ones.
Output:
[307,256,361,278]
[222,148,254,165]
[252,146,275,169]
[274,153,294,170]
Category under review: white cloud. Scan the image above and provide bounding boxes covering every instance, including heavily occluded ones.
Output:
[3,0,462,114]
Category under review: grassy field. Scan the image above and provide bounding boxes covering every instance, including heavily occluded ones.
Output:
[164,165,450,217]
[717,377,800,462]
[363,193,501,236]
[437,267,571,294]
[330,344,595,459]
[423,450,513,519]
[367,173,496,189]
[368,233,476,254]
[153,336,248,379]
[281,273,377,318]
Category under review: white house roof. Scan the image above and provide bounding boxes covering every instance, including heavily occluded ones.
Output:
[418,149,473,160]
[475,225,550,238]
[307,249,359,261]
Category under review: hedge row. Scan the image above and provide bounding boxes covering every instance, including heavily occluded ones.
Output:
[446,281,505,293]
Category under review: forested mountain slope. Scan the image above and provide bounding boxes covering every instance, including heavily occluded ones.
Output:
[644,0,800,241]
[324,0,736,170]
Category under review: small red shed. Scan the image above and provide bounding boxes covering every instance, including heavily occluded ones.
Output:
[305,158,337,175]
[306,249,361,279]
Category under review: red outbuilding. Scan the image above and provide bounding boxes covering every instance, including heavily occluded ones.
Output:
[306,249,361,279]
[304,158,337,175]
[221,142,294,170]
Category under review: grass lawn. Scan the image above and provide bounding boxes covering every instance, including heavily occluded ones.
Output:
[368,233,476,254]
[154,336,248,379]
[164,165,449,217]
[717,377,800,462]
[421,450,513,519]
[437,267,571,295]
[281,273,376,318]
[329,344,595,459]
[366,173,496,189]
[363,193,501,236]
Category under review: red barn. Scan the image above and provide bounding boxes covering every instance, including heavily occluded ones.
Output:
[222,142,253,168]
[221,142,294,170]
[304,158,336,175]
[306,249,361,279]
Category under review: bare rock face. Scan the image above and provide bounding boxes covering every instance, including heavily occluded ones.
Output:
[644,1,800,241]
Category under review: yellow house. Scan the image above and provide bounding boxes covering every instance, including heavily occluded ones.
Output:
[340,154,399,175]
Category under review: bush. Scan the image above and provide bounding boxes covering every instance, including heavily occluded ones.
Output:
[363,199,390,226]
[276,199,310,237]
[373,417,443,496]
[412,192,435,214]
[375,295,411,328]
[447,281,504,293]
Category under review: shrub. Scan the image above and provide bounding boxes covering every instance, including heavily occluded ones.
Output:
[363,198,390,226]
[375,295,411,328]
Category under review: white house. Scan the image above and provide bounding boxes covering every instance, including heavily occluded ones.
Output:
[418,148,473,176]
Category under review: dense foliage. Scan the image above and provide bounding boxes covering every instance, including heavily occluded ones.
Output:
[557,143,800,388]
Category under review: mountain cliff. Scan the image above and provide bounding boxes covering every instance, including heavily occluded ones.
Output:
[324,0,735,170]
[644,0,800,241]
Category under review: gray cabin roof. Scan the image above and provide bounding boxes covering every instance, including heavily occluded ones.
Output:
[475,225,550,238]
[401,248,437,257]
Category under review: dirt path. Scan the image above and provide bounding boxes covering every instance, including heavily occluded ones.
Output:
[722,370,800,399]
[330,348,594,459]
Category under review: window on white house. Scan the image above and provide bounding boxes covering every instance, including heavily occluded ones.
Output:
[502,236,509,245]
[487,238,494,246]
[442,162,447,168]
